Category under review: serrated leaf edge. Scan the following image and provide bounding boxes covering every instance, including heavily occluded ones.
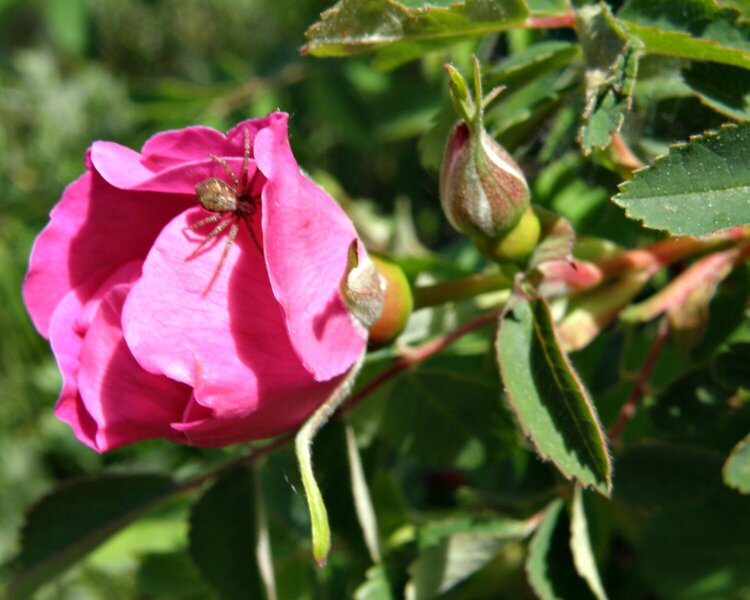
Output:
[497,299,612,496]
[613,122,744,232]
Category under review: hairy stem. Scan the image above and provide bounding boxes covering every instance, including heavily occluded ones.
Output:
[295,353,366,567]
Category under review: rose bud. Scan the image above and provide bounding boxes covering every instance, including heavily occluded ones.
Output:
[366,255,413,346]
[440,59,539,262]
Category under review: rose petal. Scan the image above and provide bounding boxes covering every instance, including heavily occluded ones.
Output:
[78,283,191,451]
[90,116,281,195]
[23,170,191,337]
[254,115,368,382]
[122,207,335,438]
[48,261,142,450]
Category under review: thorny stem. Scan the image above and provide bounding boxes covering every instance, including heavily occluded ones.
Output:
[608,317,670,442]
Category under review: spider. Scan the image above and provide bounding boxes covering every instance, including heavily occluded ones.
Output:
[186,128,262,293]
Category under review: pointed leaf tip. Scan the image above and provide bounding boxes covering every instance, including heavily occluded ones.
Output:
[496,297,611,495]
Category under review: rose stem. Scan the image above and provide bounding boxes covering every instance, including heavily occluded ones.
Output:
[608,317,669,442]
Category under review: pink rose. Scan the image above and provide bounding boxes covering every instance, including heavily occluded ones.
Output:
[23,112,371,452]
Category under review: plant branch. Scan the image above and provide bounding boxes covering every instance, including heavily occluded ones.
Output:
[608,317,669,442]
[595,226,750,279]
[526,13,576,29]
[412,272,511,309]
[342,308,501,415]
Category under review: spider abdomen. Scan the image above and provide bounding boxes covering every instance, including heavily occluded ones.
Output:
[196,178,238,213]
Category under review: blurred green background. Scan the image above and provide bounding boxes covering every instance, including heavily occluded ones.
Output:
[0,0,451,595]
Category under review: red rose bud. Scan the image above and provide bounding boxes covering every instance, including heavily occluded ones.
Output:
[439,58,538,262]
[368,255,413,346]
[440,123,530,239]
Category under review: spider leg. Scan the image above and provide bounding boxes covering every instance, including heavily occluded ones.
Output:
[188,213,222,230]
[202,221,239,296]
[186,217,232,260]
[208,153,240,188]
[243,218,263,255]
[240,128,250,191]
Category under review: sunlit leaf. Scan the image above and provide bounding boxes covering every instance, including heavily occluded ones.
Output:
[619,0,750,69]
[570,488,608,600]
[575,2,640,152]
[356,564,394,600]
[496,297,612,495]
[303,0,529,69]
[7,474,178,600]
[723,432,750,493]
[615,123,750,235]
[408,517,531,599]
[526,500,598,600]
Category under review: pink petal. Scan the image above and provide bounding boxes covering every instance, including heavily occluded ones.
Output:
[78,283,191,451]
[254,116,368,382]
[122,207,334,439]
[90,116,282,195]
[48,261,142,450]
[23,170,191,337]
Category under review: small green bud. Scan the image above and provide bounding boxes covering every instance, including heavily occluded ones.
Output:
[368,256,413,346]
[474,206,541,263]
[439,58,533,255]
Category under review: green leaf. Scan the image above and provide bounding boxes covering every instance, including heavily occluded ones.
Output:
[418,516,533,549]
[619,0,750,70]
[712,341,750,389]
[188,467,264,600]
[7,474,178,600]
[613,441,723,510]
[408,518,530,599]
[136,551,211,598]
[638,495,750,600]
[526,500,598,600]
[345,421,382,563]
[380,353,505,469]
[684,61,750,120]
[496,297,612,495]
[575,2,640,152]
[486,70,575,146]
[615,123,750,235]
[648,369,734,440]
[526,0,569,16]
[303,0,529,69]
[487,41,580,91]
[570,489,608,600]
[355,564,393,600]
[723,432,750,493]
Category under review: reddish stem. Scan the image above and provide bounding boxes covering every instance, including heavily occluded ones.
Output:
[607,318,669,441]
[526,13,576,29]
[341,309,501,415]
[595,227,750,279]
[609,132,645,173]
